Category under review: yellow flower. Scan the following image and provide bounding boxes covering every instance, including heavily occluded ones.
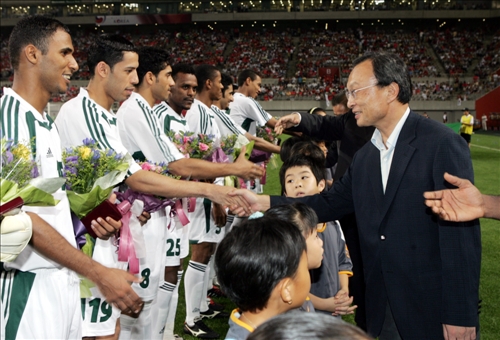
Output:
[79,146,92,159]
[12,143,31,161]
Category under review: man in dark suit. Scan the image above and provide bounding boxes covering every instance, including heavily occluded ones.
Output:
[233,52,481,340]
[279,105,374,331]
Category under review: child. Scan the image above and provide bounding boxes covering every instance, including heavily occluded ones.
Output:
[214,216,310,340]
[280,151,357,316]
[265,203,324,312]
[247,311,373,340]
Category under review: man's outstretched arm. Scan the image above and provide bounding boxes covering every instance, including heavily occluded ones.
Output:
[424,172,500,221]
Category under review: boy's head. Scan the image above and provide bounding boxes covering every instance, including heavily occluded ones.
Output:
[135,47,174,102]
[247,311,373,340]
[266,203,324,269]
[280,153,326,198]
[215,216,309,313]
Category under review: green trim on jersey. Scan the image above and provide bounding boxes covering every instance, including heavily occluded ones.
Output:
[1,95,20,142]
[211,106,242,135]
[2,270,36,339]
[241,118,254,133]
[133,151,146,162]
[250,97,271,121]
[163,115,187,134]
[203,198,211,233]
[82,97,113,150]
[136,99,174,161]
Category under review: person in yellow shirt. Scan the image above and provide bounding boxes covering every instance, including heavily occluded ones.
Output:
[460,108,474,147]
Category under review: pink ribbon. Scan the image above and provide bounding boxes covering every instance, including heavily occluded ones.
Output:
[174,199,190,227]
[116,201,139,274]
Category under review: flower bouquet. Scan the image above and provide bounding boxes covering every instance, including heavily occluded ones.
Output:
[62,138,131,241]
[1,136,65,262]
[167,131,216,160]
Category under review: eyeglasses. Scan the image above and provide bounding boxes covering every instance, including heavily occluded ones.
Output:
[345,83,379,100]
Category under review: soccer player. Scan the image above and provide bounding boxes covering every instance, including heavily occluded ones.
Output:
[0,16,142,339]
[117,48,262,339]
[54,35,251,339]
[229,69,279,136]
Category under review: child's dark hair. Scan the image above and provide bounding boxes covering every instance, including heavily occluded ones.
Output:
[279,152,326,195]
[265,203,318,238]
[214,216,306,313]
[247,311,373,340]
[135,46,170,87]
[291,141,326,163]
[87,34,136,78]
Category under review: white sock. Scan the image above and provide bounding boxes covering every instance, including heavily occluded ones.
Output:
[152,281,176,340]
[164,270,183,340]
[184,261,206,325]
[119,314,138,340]
[199,258,212,313]
[208,254,216,287]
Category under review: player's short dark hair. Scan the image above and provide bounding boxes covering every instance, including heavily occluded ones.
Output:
[9,15,70,71]
[135,46,170,87]
[332,91,348,107]
[353,51,412,104]
[87,34,136,78]
[172,63,196,81]
[265,203,318,238]
[280,150,326,195]
[237,69,261,87]
[221,73,234,97]
[247,311,373,340]
[214,216,306,313]
[194,64,220,92]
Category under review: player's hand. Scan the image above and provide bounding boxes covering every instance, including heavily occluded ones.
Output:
[274,113,301,135]
[424,172,485,222]
[93,265,144,314]
[232,145,265,180]
[228,189,269,216]
[137,211,151,227]
[91,193,123,240]
[443,324,476,340]
[208,186,252,215]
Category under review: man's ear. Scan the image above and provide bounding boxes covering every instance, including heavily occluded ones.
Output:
[386,82,400,103]
[96,61,110,78]
[245,77,253,86]
[145,71,155,85]
[317,179,326,192]
[23,44,40,65]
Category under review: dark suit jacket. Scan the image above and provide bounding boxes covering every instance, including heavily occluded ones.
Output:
[272,111,481,339]
[291,111,374,180]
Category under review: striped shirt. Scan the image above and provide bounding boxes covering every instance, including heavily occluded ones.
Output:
[210,105,247,138]
[117,92,184,164]
[229,93,272,136]
[185,99,221,145]
[55,87,141,175]
[153,101,190,134]
[1,87,75,271]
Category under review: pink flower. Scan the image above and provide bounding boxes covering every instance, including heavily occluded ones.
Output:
[199,143,209,151]
[141,162,153,171]
[183,136,189,144]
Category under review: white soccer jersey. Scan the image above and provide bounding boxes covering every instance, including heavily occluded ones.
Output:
[153,101,190,134]
[210,105,246,138]
[229,92,272,136]
[117,92,184,164]
[55,87,141,175]
[185,99,221,144]
[1,87,76,272]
